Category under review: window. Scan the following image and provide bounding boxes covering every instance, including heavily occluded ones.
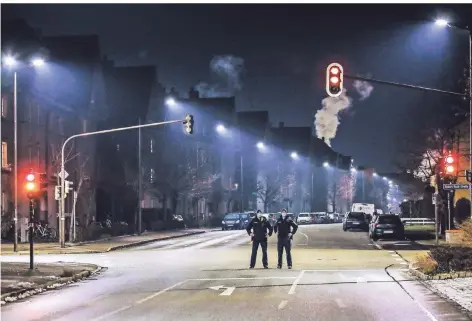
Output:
[1,141,7,168]
[1,96,7,118]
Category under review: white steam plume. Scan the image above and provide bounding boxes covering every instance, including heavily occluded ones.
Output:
[314,90,353,147]
[196,55,245,98]
[353,80,373,100]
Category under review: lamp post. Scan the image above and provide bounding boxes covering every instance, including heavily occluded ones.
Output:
[435,19,472,217]
[2,56,45,252]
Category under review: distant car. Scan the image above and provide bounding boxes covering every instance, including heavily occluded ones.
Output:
[297,213,312,224]
[239,213,251,229]
[343,212,368,231]
[222,213,243,230]
[369,214,404,241]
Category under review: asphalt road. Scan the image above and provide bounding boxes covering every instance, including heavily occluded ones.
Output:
[1,224,469,321]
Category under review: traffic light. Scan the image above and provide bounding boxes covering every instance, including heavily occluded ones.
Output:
[39,173,48,190]
[444,152,455,175]
[54,186,62,200]
[184,114,194,135]
[326,63,344,97]
[25,170,38,199]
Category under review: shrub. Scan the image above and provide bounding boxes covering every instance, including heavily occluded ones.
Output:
[61,268,74,278]
[414,254,438,275]
[459,218,472,246]
[429,245,472,273]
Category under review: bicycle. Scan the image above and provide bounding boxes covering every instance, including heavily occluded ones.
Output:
[33,222,58,241]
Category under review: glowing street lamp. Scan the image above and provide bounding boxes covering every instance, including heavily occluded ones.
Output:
[4,56,16,66]
[256,142,265,149]
[216,124,226,134]
[435,19,449,27]
[373,172,378,177]
[350,167,357,173]
[323,162,329,168]
[291,152,299,159]
[31,58,45,67]
[165,97,176,107]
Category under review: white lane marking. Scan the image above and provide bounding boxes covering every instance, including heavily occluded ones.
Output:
[91,305,132,321]
[388,250,395,253]
[413,299,439,321]
[391,254,400,257]
[209,285,236,296]
[356,277,367,283]
[395,258,403,261]
[335,298,347,308]
[299,232,309,246]
[304,269,381,272]
[192,233,246,249]
[400,262,408,265]
[374,243,382,250]
[278,300,288,310]
[190,277,296,281]
[136,280,189,304]
[288,270,305,295]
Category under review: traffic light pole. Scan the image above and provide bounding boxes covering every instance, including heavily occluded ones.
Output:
[59,118,187,247]
[29,198,34,270]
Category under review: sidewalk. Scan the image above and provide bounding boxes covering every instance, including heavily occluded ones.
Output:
[1,262,99,304]
[1,228,210,255]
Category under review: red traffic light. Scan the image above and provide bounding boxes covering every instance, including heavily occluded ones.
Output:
[445,155,454,164]
[26,173,35,181]
[326,63,344,98]
[443,153,455,175]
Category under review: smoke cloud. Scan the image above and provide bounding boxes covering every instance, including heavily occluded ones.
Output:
[196,55,245,98]
[353,80,373,100]
[314,77,374,146]
[314,90,353,147]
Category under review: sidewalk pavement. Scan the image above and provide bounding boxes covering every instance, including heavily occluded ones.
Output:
[1,262,100,304]
[1,228,212,255]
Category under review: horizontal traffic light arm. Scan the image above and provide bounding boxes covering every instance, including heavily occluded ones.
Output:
[344,74,468,99]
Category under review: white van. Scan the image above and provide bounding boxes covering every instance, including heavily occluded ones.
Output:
[297,213,312,224]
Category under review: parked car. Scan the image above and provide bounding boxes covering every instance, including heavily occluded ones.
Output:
[369,214,404,241]
[222,213,244,230]
[239,213,251,229]
[343,212,368,231]
[297,213,312,224]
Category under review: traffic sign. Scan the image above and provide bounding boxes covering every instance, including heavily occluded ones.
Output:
[443,183,470,190]
[57,170,69,180]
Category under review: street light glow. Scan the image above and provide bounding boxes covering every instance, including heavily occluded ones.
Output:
[323,162,329,168]
[435,19,449,27]
[350,167,357,172]
[31,58,45,67]
[256,142,264,149]
[165,97,176,107]
[4,56,16,66]
[382,176,387,180]
[373,172,378,177]
[291,152,298,159]
[216,124,226,133]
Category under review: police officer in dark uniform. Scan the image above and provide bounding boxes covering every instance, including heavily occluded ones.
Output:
[274,209,298,269]
[246,210,273,269]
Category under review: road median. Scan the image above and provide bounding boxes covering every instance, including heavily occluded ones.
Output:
[1,262,102,305]
[1,229,209,255]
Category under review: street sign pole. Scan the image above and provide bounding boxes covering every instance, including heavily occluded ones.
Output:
[59,119,186,247]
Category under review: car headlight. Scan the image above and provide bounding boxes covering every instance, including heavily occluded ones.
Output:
[236,220,240,224]
[222,221,226,224]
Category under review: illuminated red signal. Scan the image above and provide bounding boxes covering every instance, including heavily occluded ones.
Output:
[24,170,38,197]
[445,155,453,164]
[443,153,455,175]
[26,173,35,182]
[326,63,344,97]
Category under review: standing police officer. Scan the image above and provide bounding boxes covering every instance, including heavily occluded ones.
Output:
[274,209,298,269]
[246,210,273,269]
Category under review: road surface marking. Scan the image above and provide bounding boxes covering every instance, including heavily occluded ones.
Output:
[278,300,288,310]
[374,244,382,250]
[288,270,305,295]
[388,250,395,253]
[190,277,296,281]
[209,285,236,296]
[391,254,400,257]
[400,262,408,265]
[136,280,189,304]
[91,305,132,321]
[356,277,367,283]
[335,298,347,308]
[299,232,309,246]
[413,299,439,321]
[304,269,379,272]
[395,258,403,261]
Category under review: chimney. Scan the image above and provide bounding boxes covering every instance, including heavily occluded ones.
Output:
[189,86,199,99]
[279,122,284,128]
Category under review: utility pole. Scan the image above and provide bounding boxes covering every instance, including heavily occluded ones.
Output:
[29,198,34,270]
[138,118,142,234]
[13,71,18,252]
[240,154,244,211]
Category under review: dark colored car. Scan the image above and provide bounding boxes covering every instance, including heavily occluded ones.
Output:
[369,215,404,241]
[343,212,368,231]
[222,213,245,230]
[239,213,251,229]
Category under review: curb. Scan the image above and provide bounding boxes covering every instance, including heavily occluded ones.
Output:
[106,230,206,252]
[0,264,103,305]
[409,264,472,280]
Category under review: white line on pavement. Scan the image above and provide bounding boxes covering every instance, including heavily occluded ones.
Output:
[278,300,288,310]
[414,299,439,321]
[91,305,132,321]
[395,258,403,261]
[136,280,189,304]
[335,298,347,308]
[189,277,297,281]
[288,270,305,295]
[391,254,400,257]
[299,232,309,246]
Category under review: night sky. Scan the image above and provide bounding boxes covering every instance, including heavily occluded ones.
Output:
[2,3,472,172]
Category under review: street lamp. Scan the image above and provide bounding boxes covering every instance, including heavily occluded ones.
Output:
[323,162,329,168]
[165,97,176,107]
[373,172,378,177]
[291,152,299,159]
[435,18,471,217]
[350,167,357,173]
[2,54,45,252]
[216,124,226,134]
[256,141,265,149]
